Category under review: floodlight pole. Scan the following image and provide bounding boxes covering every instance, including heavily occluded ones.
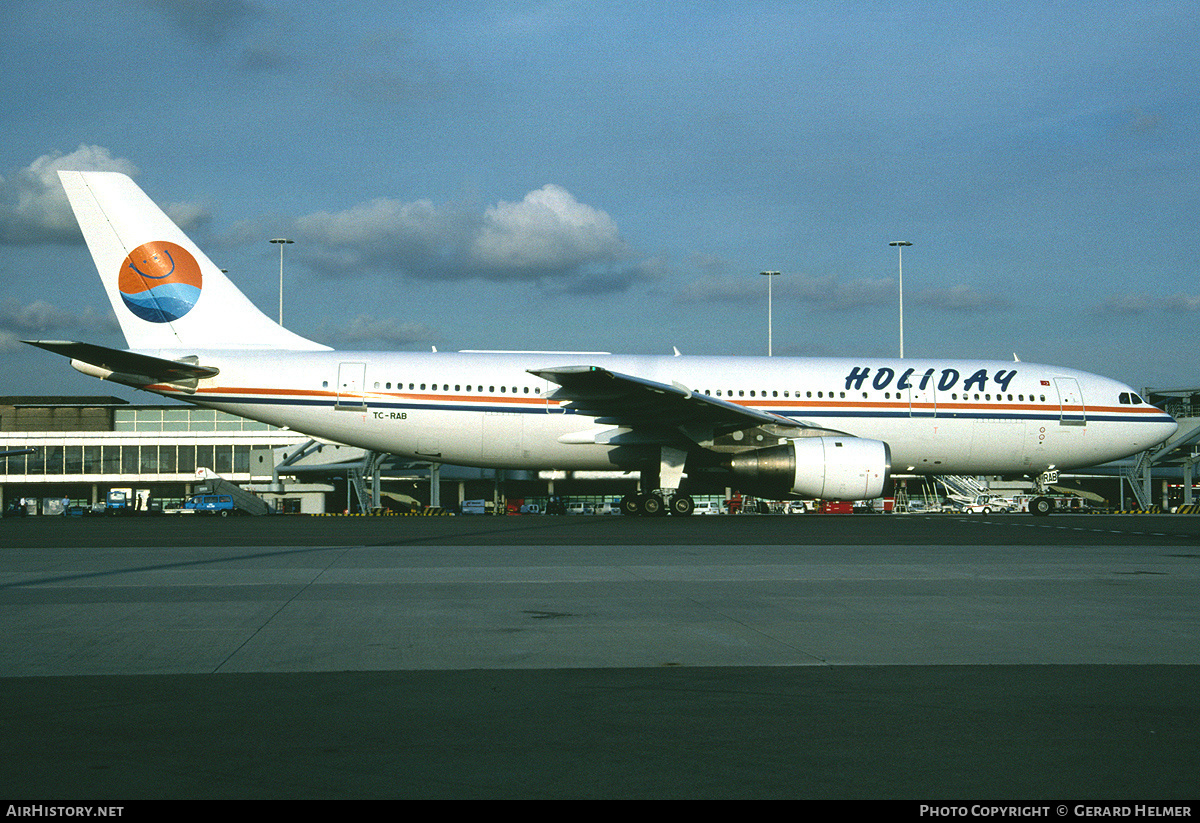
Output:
[889,241,912,358]
[760,271,781,356]
[270,238,294,325]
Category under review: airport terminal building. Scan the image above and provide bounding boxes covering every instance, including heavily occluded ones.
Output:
[0,395,635,515]
[0,396,328,514]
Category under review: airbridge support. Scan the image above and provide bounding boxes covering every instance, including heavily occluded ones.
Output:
[273,440,491,513]
[1125,387,1200,510]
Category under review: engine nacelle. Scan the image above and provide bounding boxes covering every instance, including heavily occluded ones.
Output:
[727,437,891,500]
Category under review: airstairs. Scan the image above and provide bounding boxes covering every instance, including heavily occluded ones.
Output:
[936,475,989,500]
[1121,452,1154,510]
[194,473,273,516]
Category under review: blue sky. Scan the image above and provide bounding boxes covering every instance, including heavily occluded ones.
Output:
[2,0,1197,397]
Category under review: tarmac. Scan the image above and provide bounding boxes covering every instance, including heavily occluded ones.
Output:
[1,513,1198,799]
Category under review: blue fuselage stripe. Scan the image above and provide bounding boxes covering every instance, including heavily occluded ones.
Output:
[188,392,1173,426]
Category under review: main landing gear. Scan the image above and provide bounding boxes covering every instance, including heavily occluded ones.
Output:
[620,446,696,516]
[620,491,695,516]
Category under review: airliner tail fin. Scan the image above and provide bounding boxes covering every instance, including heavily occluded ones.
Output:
[58,170,329,351]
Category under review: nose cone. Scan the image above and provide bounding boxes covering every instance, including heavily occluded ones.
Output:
[1153,413,1180,447]
[1114,381,1178,455]
[1135,396,1179,451]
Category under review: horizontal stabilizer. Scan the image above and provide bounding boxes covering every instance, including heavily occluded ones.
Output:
[22,340,219,382]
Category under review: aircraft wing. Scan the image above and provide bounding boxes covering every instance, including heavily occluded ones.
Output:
[529,364,806,436]
[22,341,220,382]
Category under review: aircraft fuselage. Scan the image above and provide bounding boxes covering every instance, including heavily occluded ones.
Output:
[137,349,1176,477]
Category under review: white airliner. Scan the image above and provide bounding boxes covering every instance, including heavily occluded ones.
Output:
[28,171,1177,516]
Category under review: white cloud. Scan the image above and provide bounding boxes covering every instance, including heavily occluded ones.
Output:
[291,184,639,289]
[0,146,213,247]
[329,315,439,348]
[0,146,138,244]
[0,298,119,344]
[1,299,73,332]
[913,284,1012,313]
[470,184,626,274]
[0,330,24,353]
[1102,293,1200,315]
[296,197,450,256]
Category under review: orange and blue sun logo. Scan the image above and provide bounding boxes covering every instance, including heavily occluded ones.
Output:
[118,241,203,323]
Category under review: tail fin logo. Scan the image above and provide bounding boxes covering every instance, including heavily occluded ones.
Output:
[118,241,203,323]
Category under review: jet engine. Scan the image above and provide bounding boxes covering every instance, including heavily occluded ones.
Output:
[726,437,891,500]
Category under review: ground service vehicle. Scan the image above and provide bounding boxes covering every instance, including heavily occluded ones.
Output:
[184,494,236,516]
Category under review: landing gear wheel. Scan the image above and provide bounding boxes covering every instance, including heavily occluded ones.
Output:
[669,495,695,516]
[642,493,666,517]
[1030,496,1053,517]
[620,494,642,516]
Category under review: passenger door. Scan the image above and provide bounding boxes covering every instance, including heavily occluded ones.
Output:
[336,362,367,410]
[1054,377,1086,426]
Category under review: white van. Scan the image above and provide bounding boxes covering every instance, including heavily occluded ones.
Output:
[693,500,721,515]
[565,502,594,515]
